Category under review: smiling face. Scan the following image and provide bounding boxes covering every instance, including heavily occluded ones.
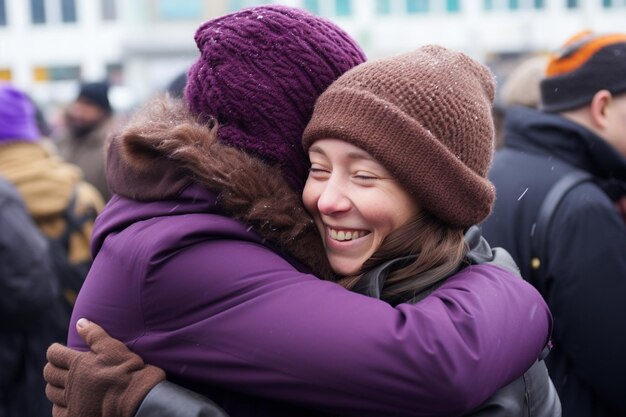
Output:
[302,139,420,276]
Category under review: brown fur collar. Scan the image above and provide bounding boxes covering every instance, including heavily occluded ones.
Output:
[106,96,334,280]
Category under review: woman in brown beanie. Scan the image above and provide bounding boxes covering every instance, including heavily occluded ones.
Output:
[301,45,560,416]
[43,15,554,417]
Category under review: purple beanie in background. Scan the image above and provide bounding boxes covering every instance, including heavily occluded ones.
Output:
[184,5,366,191]
[0,84,40,142]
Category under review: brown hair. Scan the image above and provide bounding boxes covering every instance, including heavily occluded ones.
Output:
[338,211,467,300]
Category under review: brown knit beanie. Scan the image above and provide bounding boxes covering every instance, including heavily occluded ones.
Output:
[303,45,496,227]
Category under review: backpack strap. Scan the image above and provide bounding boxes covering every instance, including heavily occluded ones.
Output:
[530,170,593,287]
[57,191,98,251]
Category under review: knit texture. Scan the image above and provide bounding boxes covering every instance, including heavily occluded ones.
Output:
[540,30,626,112]
[0,83,40,142]
[303,45,496,227]
[184,5,366,191]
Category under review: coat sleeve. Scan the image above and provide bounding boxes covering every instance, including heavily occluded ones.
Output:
[547,184,626,413]
[70,239,551,417]
[134,381,229,417]
[0,182,59,328]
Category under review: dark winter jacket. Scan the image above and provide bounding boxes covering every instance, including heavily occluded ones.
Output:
[481,106,626,417]
[0,177,67,417]
[68,97,552,417]
[354,226,560,417]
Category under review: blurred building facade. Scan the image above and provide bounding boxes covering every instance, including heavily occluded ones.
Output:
[1,0,626,113]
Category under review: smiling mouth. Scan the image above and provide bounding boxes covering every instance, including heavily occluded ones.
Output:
[327,227,370,242]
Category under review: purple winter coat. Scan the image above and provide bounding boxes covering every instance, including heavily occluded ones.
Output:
[68,98,552,417]
[68,182,551,417]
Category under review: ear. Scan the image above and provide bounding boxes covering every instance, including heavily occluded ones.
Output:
[589,90,613,129]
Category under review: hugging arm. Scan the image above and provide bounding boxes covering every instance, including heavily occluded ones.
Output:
[45,321,225,417]
[56,240,551,417]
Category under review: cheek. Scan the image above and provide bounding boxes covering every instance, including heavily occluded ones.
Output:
[302,182,319,216]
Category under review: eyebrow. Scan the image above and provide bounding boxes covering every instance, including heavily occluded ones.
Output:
[309,145,375,162]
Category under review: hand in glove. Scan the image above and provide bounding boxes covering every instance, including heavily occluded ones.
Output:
[44,318,165,417]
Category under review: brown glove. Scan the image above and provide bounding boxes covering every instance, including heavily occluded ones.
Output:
[44,319,166,417]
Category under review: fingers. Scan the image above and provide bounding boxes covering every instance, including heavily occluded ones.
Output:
[46,343,76,370]
[43,361,68,387]
[45,382,67,408]
[78,318,130,355]
[52,403,68,417]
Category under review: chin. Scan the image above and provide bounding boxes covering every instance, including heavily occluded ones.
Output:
[329,260,362,277]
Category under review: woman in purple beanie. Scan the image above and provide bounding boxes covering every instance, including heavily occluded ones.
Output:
[44,6,553,417]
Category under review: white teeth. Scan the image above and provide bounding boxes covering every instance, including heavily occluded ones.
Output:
[329,228,365,241]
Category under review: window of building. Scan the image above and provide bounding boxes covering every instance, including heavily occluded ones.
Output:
[31,0,46,24]
[0,69,11,81]
[335,0,351,16]
[376,0,392,14]
[407,0,429,13]
[446,0,461,12]
[61,0,76,22]
[33,65,81,82]
[106,63,124,84]
[566,0,579,8]
[228,0,265,13]
[30,0,82,25]
[304,0,320,14]
[102,0,116,20]
[484,0,542,10]
[0,0,6,26]
[600,0,626,6]
[156,0,202,20]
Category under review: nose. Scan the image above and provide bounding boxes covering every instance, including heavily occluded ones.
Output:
[317,178,352,215]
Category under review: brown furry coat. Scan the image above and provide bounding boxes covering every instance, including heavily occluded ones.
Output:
[105,96,334,280]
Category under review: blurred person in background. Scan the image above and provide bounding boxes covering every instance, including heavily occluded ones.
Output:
[0,83,105,314]
[500,54,550,110]
[55,81,115,201]
[481,31,626,417]
[0,175,65,417]
[165,71,187,99]
[492,54,548,149]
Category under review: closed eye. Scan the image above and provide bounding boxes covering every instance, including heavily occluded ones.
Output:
[353,174,378,182]
[309,166,331,179]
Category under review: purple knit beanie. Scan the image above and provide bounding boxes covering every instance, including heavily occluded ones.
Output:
[0,83,40,142]
[184,6,366,191]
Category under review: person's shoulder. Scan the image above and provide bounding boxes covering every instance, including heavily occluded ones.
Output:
[75,181,106,214]
[442,263,529,294]
[0,181,19,210]
[551,180,621,231]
